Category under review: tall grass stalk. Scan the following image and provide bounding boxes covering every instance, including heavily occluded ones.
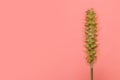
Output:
[85,8,97,80]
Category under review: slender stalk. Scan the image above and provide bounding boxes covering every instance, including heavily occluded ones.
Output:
[90,63,93,80]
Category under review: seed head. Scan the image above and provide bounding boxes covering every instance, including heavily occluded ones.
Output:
[85,8,97,64]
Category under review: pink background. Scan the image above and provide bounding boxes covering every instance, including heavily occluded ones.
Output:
[0,0,120,80]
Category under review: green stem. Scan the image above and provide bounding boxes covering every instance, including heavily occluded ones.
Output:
[90,63,93,80]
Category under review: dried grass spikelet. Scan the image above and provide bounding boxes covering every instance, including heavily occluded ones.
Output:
[85,8,97,64]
